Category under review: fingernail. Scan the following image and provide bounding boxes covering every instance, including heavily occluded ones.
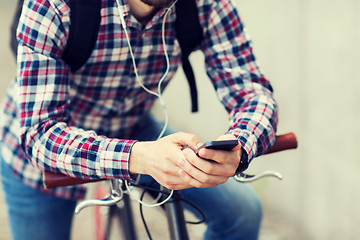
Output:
[199,149,208,158]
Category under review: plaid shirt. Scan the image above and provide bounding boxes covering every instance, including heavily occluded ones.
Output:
[0,0,277,200]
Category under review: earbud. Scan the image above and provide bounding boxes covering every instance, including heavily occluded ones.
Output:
[115,0,127,29]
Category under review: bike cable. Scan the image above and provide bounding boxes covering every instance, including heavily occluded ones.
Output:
[132,181,206,239]
[139,190,154,240]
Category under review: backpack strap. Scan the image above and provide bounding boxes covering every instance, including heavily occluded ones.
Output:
[61,0,102,72]
[175,0,203,112]
[10,0,101,72]
[10,0,24,57]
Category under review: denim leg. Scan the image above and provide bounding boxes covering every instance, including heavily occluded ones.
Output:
[181,178,262,240]
[134,114,177,141]
[1,159,77,240]
[0,114,165,240]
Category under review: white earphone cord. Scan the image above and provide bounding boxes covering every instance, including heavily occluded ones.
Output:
[115,0,177,207]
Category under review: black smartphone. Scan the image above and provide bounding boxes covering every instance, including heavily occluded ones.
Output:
[196,140,239,153]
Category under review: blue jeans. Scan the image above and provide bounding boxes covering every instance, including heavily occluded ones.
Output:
[1,159,77,240]
[1,115,262,240]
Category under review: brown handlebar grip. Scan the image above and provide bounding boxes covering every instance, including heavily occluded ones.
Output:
[265,132,298,154]
[43,132,298,189]
[43,171,103,189]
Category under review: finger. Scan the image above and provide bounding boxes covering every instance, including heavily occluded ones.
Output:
[195,148,240,177]
[151,167,193,190]
[163,181,194,191]
[182,147,220,174]
[168,132,203,151]
[178,156,215,183]
[185,148,235,176]
[198,147,238,163]
[180,148,232,183]
[179,169,228,188]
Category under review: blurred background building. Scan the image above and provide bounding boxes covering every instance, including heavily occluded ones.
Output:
[0,0,359,239]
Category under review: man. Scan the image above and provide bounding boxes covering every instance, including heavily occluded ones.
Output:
[0,0,277,239]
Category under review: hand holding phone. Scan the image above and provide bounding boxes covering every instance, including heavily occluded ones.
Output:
[180,138,241,187]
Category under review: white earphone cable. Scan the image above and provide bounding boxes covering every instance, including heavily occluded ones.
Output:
[115,0,177,207]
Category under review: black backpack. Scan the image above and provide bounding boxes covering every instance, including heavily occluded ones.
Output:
[11,0,203,112]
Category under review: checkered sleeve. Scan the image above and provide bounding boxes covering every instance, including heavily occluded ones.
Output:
[200,0,278,167]
[16,0,134,180]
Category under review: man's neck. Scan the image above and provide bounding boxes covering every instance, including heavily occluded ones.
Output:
[126,0,158,25]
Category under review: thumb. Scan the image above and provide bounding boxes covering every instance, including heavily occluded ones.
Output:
[169,132,203,151]
[216,134,241,151]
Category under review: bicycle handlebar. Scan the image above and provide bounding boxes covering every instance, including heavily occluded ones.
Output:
[43,132,298,189]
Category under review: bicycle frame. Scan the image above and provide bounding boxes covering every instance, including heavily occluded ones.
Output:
[164,191,189,240]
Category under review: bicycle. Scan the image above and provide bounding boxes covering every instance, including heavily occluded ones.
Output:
[43,132,298,240]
